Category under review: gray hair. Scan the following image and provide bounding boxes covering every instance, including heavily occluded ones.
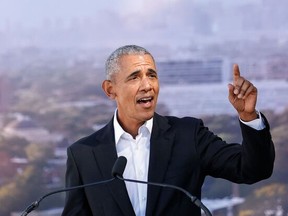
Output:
[105,45,154,80]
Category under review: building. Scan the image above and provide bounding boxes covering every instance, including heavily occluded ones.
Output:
[157,58,230,85]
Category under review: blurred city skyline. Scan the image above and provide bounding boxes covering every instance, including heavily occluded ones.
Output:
[1,0,288,51]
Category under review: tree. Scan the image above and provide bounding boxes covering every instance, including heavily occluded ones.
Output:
[0,142,59,215]
[25,143,54,163]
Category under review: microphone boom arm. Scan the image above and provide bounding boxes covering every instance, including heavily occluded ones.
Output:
[115,174,212,216]
[21,178,115,216]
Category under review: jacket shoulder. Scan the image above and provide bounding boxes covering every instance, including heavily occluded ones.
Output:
[69,118,114,149]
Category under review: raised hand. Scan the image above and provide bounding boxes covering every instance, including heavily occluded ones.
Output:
[228,64,258,121]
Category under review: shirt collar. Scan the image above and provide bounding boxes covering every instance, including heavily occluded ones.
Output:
[113,109,153,145]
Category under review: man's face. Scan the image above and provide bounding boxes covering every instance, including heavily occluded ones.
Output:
[108,54,159,127]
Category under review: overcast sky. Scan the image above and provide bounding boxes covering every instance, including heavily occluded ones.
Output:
[0,0,262,27]
[1,0,162,26]
[0,0,284,50]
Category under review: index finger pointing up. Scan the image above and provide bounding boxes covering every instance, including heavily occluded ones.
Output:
[233,64,241,83]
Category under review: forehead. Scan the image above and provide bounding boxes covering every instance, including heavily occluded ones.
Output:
[118,54,156,69]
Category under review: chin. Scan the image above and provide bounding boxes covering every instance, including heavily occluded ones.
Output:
[143,111,154,120]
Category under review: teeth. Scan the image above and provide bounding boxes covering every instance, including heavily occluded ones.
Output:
[138,97,152,102]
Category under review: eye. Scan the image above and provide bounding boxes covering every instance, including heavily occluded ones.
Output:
[148,72,158,78]
[126,71,141,81]
[131,75,138,80]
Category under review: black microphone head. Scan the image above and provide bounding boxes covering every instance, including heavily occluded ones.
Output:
[111,156,127,178]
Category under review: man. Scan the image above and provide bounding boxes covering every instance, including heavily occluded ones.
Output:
[62,45,275,216]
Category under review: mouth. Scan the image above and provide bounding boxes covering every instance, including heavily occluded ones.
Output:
[137,96,153,104]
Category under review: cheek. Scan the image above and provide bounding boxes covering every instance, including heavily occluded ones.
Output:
[116,88,135,103]
[154,84,160,95]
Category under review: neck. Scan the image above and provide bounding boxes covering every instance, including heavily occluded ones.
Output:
[116,115,144,139]
[121,121,144,139]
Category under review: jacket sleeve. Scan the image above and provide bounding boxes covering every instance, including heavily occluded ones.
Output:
[197,113,275,184]
[61,147,92,216]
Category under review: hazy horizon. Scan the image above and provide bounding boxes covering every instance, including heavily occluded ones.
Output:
[1,0,288,50]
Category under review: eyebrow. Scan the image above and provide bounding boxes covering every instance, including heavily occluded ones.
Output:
[126,68,157,79]
[147,68,157,74]
[126,70,141,79]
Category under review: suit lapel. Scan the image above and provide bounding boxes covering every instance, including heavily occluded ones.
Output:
[92,119,135,216]
[146,114,175,215]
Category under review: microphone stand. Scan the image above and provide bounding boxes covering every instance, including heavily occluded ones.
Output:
[115,174,212,216]
[21,178,115,216]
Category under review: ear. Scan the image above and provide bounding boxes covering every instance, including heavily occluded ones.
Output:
[102,80,116,99]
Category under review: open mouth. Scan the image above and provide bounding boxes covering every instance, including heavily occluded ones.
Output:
[137,96,153,104]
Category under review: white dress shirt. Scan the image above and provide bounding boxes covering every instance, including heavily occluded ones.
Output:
[114,111,152,216]
[113,110,265,216]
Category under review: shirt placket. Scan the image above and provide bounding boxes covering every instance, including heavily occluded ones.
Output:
[134,131,148,215]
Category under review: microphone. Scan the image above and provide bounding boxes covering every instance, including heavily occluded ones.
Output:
[21,157,125,216]
[112,156,212,216]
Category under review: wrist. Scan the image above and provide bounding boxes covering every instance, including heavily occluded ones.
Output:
[239,110,259,122]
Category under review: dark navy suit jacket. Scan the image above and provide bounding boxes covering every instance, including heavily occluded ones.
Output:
[62,113,274,216]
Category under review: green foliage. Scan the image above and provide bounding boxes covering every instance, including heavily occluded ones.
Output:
[0,181,21,215]
[25,143,54,163]
[0,165,45,215]
[269,124,288,183]
[238,183,288,216]
[0,135,29,157]
[0,140,61,215]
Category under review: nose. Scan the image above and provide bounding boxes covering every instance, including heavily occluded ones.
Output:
[140,77,152,92]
